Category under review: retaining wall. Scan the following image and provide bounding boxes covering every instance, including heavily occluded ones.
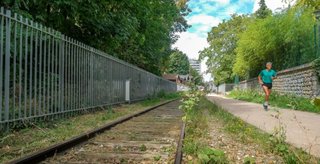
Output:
[237,63,320,98]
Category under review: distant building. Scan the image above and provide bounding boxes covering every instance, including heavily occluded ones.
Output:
[162,74,192,84]
[189,59,201,74]
[163,74,181,83]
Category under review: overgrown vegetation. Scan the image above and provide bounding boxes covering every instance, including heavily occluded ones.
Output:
[204,97,319,163]
[228,89,320,113]
[200,0,320,84]
[0,93,179,163]
[180,90,228,163]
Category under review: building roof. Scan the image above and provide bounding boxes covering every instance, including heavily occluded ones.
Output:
[163,74,178,80]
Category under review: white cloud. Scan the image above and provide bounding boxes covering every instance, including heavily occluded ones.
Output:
[173,32,208,59]
[173,32,211,81]
[187,14,221,27]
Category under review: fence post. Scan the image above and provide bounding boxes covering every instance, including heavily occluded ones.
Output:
[4,9,11,121]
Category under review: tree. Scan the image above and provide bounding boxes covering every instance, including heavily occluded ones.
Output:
[233,6,316,78]
[296,0,320,9]
[255,0,272,18]
[189,68,203,86]
[167,49,190,75]
[199,15,251,85]
[0,0,190,75]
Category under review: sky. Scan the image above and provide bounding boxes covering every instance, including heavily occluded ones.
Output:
[173,0,295,82]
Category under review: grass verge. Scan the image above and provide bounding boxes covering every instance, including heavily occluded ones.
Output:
[228,89,320,113]
[204,96,319,164]
[181,91,228,163]
[0,92,180,163]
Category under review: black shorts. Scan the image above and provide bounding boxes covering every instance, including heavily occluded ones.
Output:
[262,83,272,89]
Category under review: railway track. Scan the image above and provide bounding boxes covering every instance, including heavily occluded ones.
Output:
[9,100,184,164]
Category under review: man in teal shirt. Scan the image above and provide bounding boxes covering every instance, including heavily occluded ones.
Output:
[258,62,277,110]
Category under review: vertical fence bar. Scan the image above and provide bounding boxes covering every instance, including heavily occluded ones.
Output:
[60,35,65,114]
[51,30,55,116]
[12,13,17,121]
[34,23,38,116]
[24,18,28,118]
[65,37,69,112]
[79,43,82,108]
[4,9,11,122]
[0,7,4,122]
[18,15,23,119]
[47,28,51,115]
[75,41,80,109]
[70,39,73,110]
[68,37,71,112]
[55,32,59,115]
[39,25,43,115]
[84,45,87,107]
[43,27,47,115]
[84,45,89,107]
[78,41,81,109]
[29,20,33,117]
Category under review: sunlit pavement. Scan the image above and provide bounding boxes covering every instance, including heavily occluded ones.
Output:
[207,93,320,158]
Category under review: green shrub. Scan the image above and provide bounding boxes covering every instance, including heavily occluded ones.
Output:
[197,147,228,164]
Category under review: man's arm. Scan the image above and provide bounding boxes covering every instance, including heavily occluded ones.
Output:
[258,75,263,85]
[272,71,277,80]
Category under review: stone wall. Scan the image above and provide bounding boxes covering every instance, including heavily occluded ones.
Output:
[237,63,320,98]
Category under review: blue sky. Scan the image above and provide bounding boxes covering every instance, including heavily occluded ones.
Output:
[187,0,255,36]
[173,0,294,81]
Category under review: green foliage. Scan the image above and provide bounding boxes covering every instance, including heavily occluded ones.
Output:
[1,0,190,75]
[228,89,320,113]
[197,147,227,164]
[166,49,190,75]
[312,58,320,80]
[200,15,250,84]
[153,155,161,161]
[243,156,256,164]
[255,0,272,19]
[139,144,147,152]
[296,0,320,9]
[234,7,316,78]
[189,67,204,86]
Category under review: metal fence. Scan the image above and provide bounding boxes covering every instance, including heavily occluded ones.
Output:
[0,7,176,130]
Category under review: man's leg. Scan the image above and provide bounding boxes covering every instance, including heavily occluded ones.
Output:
[262,85,269,106]
[268,89,272,105]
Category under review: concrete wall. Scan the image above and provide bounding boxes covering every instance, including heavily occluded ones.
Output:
[237,63,320,98]
[217,83,234,94]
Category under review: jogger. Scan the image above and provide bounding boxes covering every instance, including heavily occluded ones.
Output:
[258,62,277,110]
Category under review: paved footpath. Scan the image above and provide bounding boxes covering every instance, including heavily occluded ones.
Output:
[206,93,320,158]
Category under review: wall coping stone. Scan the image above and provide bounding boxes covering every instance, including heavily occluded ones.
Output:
[239,62,314,84]
[277,62,313,75]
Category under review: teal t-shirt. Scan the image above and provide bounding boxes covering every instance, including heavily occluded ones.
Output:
[259,69,276,83]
